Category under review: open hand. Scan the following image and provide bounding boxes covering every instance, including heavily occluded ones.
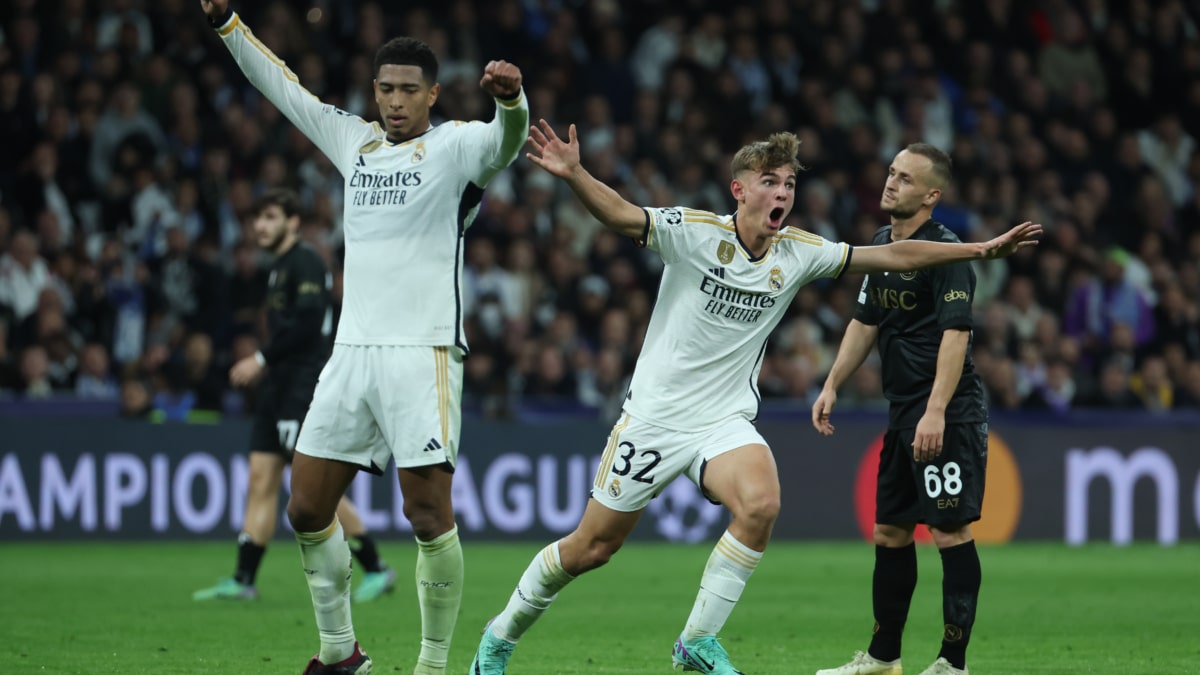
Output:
[199,0,229,20]
[526,119,581,180]
[480,60,522,99]
[981,221,1042,259]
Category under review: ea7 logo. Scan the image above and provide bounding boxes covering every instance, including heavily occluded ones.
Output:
[944,290,969,302]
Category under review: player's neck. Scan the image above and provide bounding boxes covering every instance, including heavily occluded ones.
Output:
[889,213,929,241]
[734,218,771,258]
[273,236,298,257]
[386,122,432,144]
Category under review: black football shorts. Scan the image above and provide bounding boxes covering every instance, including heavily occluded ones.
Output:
[875,422,988,529]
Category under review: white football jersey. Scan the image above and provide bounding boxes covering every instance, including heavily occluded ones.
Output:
[217,14,529,351]
[623,207,852,431]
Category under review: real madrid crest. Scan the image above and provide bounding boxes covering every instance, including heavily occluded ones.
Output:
[717,241,735,265]
[769,266,784,291]
[608,478,622,498]
[412,142,426,163]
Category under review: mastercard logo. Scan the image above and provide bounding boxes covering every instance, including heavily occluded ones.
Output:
[852,429,1022,542]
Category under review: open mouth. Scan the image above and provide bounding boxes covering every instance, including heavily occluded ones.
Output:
[768,207,785,227]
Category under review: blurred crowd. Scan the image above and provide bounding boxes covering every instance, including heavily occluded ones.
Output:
[1,0,1199,421]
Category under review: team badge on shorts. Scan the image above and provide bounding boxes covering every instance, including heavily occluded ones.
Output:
[717,241,735,265]
[769,267,784,291]
[608,478,622,498]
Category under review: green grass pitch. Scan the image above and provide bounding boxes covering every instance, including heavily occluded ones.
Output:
[0,541,1196,673]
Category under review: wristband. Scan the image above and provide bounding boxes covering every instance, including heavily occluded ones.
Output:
[208,6,235,29]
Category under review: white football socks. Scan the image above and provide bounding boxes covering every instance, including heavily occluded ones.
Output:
[414,525,464,672]
[296,517,356,664]
[491,541,575,643]
[682,530,762,640]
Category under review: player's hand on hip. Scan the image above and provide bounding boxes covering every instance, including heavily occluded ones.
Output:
[200,0,229,20]
[480,60,522,99]
[912,411,945,462]
[527,119,581,179]
[811,389,837,436]
[981,221,1042,259]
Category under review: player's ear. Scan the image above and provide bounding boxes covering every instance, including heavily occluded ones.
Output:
[730,177,746,202]
[925,187,941,207]
[427,82,440,107]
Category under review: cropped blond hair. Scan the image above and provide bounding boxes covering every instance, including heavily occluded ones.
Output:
[731,132,804,177]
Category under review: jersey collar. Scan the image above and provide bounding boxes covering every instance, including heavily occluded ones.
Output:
[730,211,771,263]
[384,124,434,147]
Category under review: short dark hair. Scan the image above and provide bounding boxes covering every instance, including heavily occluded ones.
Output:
[904,142,953,188]
[374,37,439,84]
[255,188,301,219]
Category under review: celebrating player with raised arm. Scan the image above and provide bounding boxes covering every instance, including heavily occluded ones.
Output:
[467,121,1039,674]
[201,1,529,673]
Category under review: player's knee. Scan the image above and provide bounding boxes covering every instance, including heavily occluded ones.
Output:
[286,494,326,533]
[577,538,622,572]
[403,502,451,541]
[247,473,278,502]
[733,492,780,530]
[929,523,972,548]
[873,523,915,547]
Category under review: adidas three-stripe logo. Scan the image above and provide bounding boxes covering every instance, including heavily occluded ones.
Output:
[423,438,443,452]
[708,267,726,279]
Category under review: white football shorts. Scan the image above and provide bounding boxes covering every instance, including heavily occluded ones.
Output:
[295,344,462,473]
[590,412,768,512]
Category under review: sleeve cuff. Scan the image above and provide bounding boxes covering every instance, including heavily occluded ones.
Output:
[836,245,853,280]
[495,89,524,107]
[633,208,651,248]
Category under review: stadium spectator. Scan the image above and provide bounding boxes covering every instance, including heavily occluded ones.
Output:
[18,344,53,398]
[0,230,51,323]
[75,342,119,399]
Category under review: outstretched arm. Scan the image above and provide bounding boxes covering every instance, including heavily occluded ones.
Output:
[846,222,1042,275]
[200,0,367,171]
[526,119,646,239]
